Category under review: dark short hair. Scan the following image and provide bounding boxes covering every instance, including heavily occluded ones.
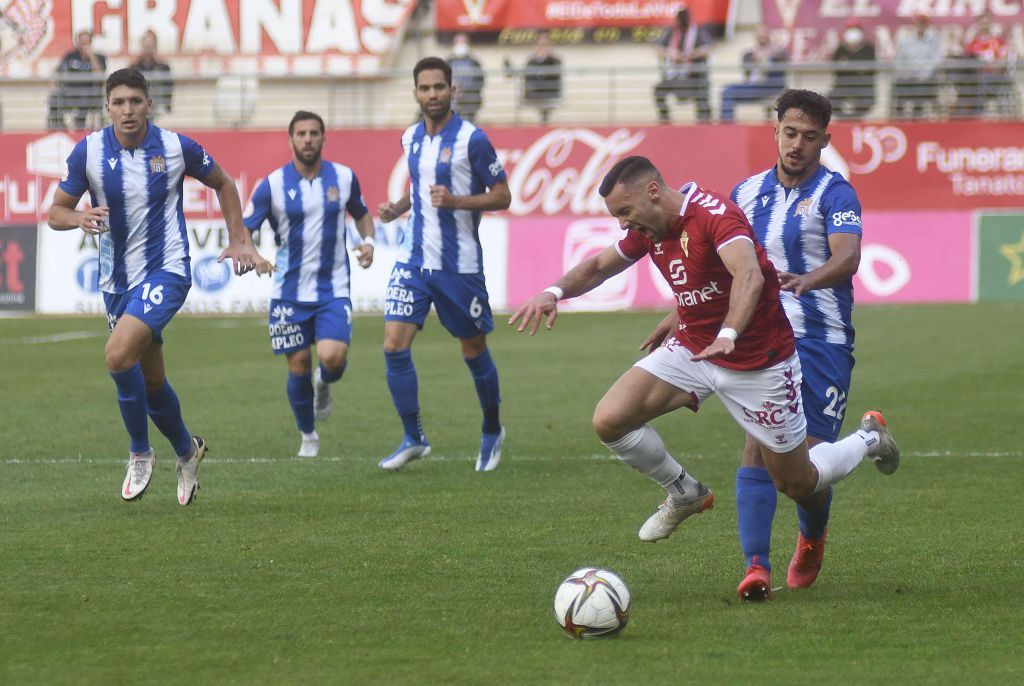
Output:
[599,156,665,197]
[289,110,325,136]
[105,68,149,99]
[413,57,452,86]
[775,89,832,129]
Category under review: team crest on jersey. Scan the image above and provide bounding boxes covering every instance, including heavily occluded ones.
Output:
[680,231,690,258]
[148,155,166,173]
[438,147,453,164]
[793,197,814,218]
[326,186,340,202]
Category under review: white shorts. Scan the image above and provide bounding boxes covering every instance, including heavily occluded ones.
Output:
[634,341,807,452]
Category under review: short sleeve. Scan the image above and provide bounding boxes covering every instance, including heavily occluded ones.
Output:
[58,138,90,199]
[820,181,863,237]
[616,230,649,261]
[177,134,216,180]
[346,173,369,220]
[243,177,273,232]
[467,129,507,187]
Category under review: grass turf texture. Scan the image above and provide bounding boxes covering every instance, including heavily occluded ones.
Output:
[1,304,1022,685]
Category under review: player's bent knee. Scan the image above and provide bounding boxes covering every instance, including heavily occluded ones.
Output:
[773,475,818,500]
[105,344,136,373]
[592,405,635,444]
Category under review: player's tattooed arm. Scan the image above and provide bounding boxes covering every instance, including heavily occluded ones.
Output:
[47,188,109,234]
[202,163,274,276]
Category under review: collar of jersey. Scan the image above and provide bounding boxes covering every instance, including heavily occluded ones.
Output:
[676,181,700,216]
[105,121,157,153]
[770,163,828,193]
[420,112,462,139]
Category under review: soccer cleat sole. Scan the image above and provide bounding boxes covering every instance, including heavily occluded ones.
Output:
[737,568,773,602]
[861,411,900,475]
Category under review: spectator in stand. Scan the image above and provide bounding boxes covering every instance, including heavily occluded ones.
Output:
[719,27,788,122]
[956,12,1016,117]
[520,32,563,124]
[448,32,485,122]
[890,14,943,119]
[828,19,876,119]
[47,30,107,130]
[130,30,174,116]
[653,7,714,123]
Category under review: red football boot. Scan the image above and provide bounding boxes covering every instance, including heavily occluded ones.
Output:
[737,558,772,602]
[787,530,827,589]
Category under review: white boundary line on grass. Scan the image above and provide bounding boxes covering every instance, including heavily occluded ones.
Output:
[3,450,1021,466]
[0,330,105,345]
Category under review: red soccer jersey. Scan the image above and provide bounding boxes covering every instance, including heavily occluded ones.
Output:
[617,182,795,371]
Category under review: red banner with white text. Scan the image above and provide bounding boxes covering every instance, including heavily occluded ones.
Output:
[0,0,417,76]
[759,0,1024,61]
[435,0,732,33]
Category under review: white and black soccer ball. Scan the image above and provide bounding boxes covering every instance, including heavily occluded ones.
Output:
[553,567,631,639]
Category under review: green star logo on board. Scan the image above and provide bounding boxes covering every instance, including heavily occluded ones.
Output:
[977,214,1024,301]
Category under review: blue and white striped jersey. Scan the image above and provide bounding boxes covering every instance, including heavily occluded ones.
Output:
[399,113,506,273]
[59,124,214,294]
[731,165,862,345]
[243,161,369,303]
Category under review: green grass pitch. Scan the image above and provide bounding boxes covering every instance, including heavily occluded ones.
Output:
[2,304,1022,685]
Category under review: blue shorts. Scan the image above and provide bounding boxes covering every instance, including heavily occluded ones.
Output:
[268,297,352,355]
[384,263,493,339]
[103,271,190,344]
[796,338,855,442]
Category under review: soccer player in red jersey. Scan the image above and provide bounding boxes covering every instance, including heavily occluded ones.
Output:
[510,157,899,592]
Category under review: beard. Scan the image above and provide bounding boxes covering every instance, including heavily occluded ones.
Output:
[293,145,321,166]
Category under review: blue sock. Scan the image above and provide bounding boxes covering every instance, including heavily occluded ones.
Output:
[797,486,833,540]
[287,372,315,434]
[110,364,150,454]
[319,361,346,384]
[146,379,193,457]
[464,349,501,435]
[736,466,777,571]
[385,350,424,442]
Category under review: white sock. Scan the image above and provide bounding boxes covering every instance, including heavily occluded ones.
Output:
[603,425,701,497]
[808,432,871,492]
[302,431,319,442]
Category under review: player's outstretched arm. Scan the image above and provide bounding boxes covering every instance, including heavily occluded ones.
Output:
[692,238,764,361]
[508,245,632,336]
[778,232,861,296]
[378,193,411,222]
[47,189,110,234]
[639,310,679,354]
[429,179,511,212]
[203,164,273,276]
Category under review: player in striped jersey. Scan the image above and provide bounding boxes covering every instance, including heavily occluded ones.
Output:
[729,89,879,599]
[47,68,272,505]
[377,57,512,472]
[244,111,376,458]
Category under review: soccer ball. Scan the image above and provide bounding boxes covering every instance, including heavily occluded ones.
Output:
[553,568,631,639]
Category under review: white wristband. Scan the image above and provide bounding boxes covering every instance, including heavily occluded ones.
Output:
[717,327,738,341]
[543,286,564,300]
[362,236,375,246]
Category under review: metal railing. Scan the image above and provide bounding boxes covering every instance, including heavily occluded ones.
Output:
[1,60,1020,132]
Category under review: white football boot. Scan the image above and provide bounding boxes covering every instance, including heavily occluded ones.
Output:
[298,431,320,458]
[176,436,207,506]
[121,449,155,501]
[861,411,900,475]
[313,368,333,421]
[378,436,431,471]
[638,484,715,542]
